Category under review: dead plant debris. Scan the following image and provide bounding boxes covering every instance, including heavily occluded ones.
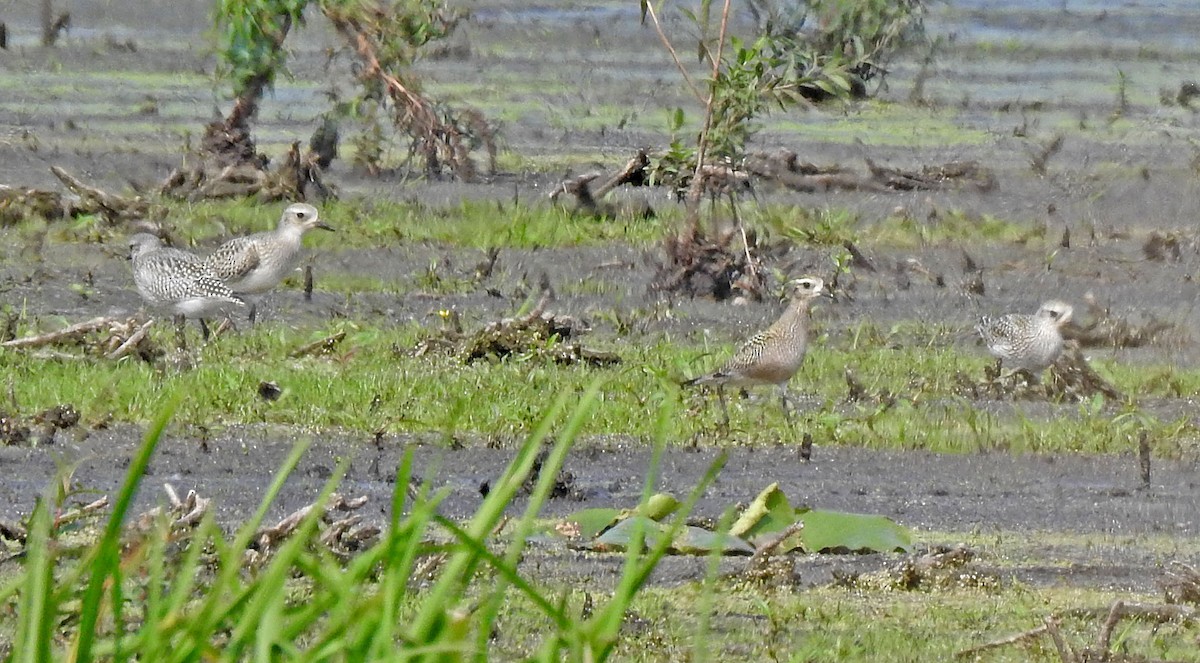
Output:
[832,544,996,592]
[411,292,619,366]
[551,150,654,218]
[1160,562,1200,606]
[654,215,768,301]
[957,599,1196,662]
[3,315,160,362]
[971,342,1124,403]
[1065,293,1177,349]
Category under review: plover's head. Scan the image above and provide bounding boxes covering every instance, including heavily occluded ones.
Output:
[279,203,333,233]
[128,233,163,260]
[786,277,830,302]
[1036,300,1073,326]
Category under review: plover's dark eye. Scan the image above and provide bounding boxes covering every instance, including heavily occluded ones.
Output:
[297,212,307,220]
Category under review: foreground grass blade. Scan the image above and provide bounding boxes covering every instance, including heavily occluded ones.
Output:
[12,499,54,663]
[71,397,176,662]
[407,386,575,650]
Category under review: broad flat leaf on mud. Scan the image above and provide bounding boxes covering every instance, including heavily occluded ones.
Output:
[556,493,681,541]
[797,509,913,554]
[591,518,754,555]
[729,482,798,541]
[592,516,666,552]
[672,526,754,556]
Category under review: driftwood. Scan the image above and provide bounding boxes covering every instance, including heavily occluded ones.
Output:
[1,316,113,349]
[127,484,211,535]
[246,493,376,564]
[551,150,653,217]
[160,140,332,203]
[50,166,159,224]
[0,167,160,226]
[865,157,997,192]
[740,149,997,193]
[3,316,159,362]
[289,331,347,359]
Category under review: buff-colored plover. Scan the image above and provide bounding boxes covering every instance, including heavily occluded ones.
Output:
[683,277,830,425]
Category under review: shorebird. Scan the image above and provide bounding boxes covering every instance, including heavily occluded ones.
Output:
[205,203,333,322]
[976,300,1073,376]
[683,277,830,426]
[128,233,244,340]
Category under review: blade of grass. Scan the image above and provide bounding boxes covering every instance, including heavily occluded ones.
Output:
[71,397,177,662]
[407,387,574,648]
[171,437,313,661]
[472,379,603,658]
[12,498,54,663]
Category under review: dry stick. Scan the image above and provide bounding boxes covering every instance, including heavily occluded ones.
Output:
[288,331,346,359]
[50,166,129,215]
[1138,429,1151,488]
[592,150,650,199]
[955,624,1049,658]
[1043,617,1079,663]
[106,318,154,360]
[684,0,734,217]
[746,521,804,568]
[2,316,115,348]
[53,497,109,529]
[1096,600,1124,654]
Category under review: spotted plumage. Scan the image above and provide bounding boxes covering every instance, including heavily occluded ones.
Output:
[205,203,332,320]
[129,234,244,319]
[976,300,1073,373]
[683,277,830,424]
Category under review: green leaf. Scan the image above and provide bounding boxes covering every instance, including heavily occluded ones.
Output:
[672,526,754,555]
[729,483,797,540]
[593,516,666,551]
[797,509,913,554]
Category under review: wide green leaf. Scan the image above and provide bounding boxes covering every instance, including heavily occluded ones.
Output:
[798,509,913,554]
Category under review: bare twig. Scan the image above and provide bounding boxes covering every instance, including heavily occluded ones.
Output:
[106,318,154,360]
[955,624,1049,658]
[1043,616,1078,663]
[288,331,346,359]
[2,317,115,349]
[53,497,109,528]
[747,521,804,568]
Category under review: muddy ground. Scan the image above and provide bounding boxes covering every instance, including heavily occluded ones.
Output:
[2,1,1200,592]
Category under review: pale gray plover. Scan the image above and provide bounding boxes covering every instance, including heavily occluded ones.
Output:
[128,233,244,339]
[205,203,332,322]
[976,300,1073,375]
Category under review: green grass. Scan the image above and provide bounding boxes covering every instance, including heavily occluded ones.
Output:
[761,205,1035,249]
[4,399,1194,661]
[3,317,1197,456]
[0,389,731,660]
[139,198,673,250]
